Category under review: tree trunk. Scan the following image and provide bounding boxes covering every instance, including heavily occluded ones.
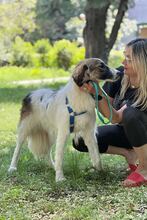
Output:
[83,0,129,63]
[83,3,110,61]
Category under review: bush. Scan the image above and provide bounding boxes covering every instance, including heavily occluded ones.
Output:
[33,39,53,67]
[57,49,72,70]
[2,36,125,70]
[10,36,35,67]
[53,39,85,69]
[10,38,85,69]
[108,49,123,68]
[34,39,51,54]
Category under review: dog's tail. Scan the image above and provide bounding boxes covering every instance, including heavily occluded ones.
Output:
[28,129,55,169]
[28,129,51,159]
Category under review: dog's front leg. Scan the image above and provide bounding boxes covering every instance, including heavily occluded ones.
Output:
[55,132,68,182]
[83,132,102,171]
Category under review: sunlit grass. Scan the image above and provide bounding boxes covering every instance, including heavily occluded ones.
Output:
[0,66,69,83]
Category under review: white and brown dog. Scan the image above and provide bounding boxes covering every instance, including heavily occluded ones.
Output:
[8,58,118,182]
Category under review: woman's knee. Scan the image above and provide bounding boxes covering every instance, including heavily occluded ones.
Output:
[122,107,140,126]
[122,107,147,147]
[72,133,107,153]
[72,137,88,152]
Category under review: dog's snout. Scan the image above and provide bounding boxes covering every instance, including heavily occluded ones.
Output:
[99,65,119,82]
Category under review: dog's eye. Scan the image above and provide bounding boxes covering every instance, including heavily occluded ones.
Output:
[100,63,105,69]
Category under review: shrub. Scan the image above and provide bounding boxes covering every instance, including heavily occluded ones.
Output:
[108,49,123,68]
[57,48,72,70]
[70,46,85,65]
[34,39,52,54]
[33,39,53,67]
[10,38,85,69]
[10,36,35,67]
[53,40,74,69]
[52,39,85,69]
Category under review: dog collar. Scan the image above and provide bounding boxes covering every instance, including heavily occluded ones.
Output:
[65,97,87,133]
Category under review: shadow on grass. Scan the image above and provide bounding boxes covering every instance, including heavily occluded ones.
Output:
[0,81,66,103]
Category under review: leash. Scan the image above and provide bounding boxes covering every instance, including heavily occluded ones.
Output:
[90,82,113,124]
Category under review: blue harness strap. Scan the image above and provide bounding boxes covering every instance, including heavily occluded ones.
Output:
[65,97,87,133]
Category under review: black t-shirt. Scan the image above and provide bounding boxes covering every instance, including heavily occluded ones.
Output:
[103,66,138,110]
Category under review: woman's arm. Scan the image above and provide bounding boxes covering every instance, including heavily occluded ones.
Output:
[81,83,126,124]
[98,96,126,124]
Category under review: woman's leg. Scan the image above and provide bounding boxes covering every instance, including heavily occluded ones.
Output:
[73,124,137,166]
[106,146,137,166]
[134,144,147,176]
[123,144,147,186]
[122,107,147,186]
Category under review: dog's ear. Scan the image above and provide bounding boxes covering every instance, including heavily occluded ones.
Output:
[72,62,88,87]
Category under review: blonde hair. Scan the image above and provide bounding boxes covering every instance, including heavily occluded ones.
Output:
[120,38,147,110]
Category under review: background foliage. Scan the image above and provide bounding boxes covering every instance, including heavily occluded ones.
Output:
[0,0,135,67]
[3,36,122,69]
[8,37,85,69]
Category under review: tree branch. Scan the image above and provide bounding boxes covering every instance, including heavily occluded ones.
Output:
[108,0,129,51]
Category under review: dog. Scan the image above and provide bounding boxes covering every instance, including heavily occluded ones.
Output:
[8,58,118,182]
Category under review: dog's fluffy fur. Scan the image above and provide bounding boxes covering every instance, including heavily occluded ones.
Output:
[8,58,118,182]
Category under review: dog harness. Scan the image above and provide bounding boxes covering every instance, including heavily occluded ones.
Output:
[65,97,87,133]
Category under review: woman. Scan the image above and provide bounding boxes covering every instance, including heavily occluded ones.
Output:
[73,38,147,187]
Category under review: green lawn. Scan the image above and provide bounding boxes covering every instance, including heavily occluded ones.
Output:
[0,66,69,83]
[0,67,147,220]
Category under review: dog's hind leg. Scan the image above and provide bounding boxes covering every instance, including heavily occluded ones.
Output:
[8,133,25,173]
[54,131,68,182]
[82,131,102,171]
[8,119,29,173]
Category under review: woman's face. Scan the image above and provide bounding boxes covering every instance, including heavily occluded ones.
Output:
[122,46,137,77]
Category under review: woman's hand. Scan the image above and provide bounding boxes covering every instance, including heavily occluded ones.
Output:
[117,104,127,123]
[80,82,102,95]
[81,82,127,124]
[80,83,95,94]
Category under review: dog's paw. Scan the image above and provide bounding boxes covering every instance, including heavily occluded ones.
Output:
[94,163,103,171]
[56,171,66,182]
[8,166,17,173]
[56,176,66,182]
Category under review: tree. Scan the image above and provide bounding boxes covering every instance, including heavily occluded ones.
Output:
[0,0,36,42]
[35,0,85,42]
[0,0,135,64]
[0,0,36,64]
[83,0,132,63]
[35,0,134,62]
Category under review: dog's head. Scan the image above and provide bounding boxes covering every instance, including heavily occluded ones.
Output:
[72,58,119,87]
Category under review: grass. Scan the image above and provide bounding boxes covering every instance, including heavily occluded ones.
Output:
[0,66,69,83]
[0,67,147,220]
